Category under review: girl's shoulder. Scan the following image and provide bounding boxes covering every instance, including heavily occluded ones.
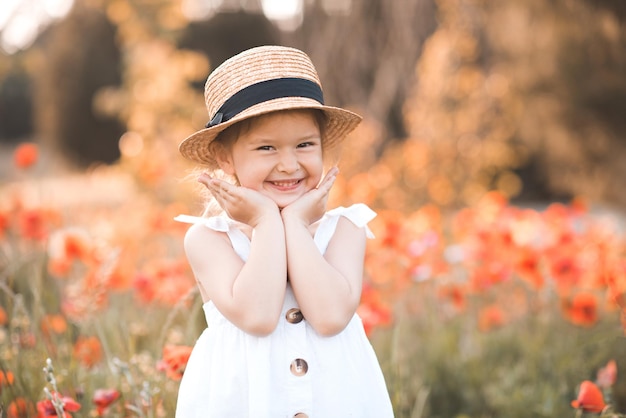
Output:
[323,203,377,237]
[175,214,252,260]
[313,204,377,254]
[180,217,231,252]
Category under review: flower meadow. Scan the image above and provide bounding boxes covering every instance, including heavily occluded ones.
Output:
[1,143,626,417]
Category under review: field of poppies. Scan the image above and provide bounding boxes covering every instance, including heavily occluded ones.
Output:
[1,142,625,417]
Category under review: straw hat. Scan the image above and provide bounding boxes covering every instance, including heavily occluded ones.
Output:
[178,45,362,166]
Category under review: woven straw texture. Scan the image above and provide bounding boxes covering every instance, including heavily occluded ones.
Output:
[178,45,362,166]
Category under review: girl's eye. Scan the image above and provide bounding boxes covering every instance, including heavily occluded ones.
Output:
[297,141,316,148]
[256,145,273,151]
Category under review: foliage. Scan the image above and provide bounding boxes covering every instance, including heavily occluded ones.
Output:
[328,0,626,211]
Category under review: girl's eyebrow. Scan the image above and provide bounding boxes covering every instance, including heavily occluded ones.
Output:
[292,130,323,141]
[246,132,321,143]
[299,133,322,140]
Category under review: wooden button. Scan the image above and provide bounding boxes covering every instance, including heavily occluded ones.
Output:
[286,308,304,324]
[290,358,308,376]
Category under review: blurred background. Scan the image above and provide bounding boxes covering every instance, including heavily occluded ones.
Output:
[2,1,626,417]
[1,0,625,211]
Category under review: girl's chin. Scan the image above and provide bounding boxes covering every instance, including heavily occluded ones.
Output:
[262,188,307,206]
[269,195,300,210]
[275,199,296,210]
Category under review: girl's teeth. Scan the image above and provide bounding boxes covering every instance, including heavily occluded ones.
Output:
[273,180,298,187]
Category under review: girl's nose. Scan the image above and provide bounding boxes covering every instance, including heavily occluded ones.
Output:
[277,150,299,173]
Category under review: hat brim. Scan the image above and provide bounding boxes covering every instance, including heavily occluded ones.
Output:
[179,97,362,166]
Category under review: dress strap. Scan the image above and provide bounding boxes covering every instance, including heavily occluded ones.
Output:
[175,204,376,260]
[314,203,377,254]
[174,214,251,261]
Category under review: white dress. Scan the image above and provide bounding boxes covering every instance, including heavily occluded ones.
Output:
[174,204,394,418]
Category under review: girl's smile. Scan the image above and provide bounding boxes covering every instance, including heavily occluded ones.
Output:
[266,178,304,190]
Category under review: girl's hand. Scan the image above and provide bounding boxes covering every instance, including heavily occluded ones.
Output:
[281,167,339,226]
[198,173,279,227]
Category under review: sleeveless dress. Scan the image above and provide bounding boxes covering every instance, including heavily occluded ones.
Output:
[174,204,394,418]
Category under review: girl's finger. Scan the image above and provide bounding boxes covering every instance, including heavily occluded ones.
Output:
[320,177,335,193]
[322,167,339,186]
[318,169,338,192]
[207,179,226,193]
[197,173,213,187]
[204,180,220,196]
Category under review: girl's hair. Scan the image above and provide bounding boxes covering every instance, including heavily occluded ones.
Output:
[197,108,337,217]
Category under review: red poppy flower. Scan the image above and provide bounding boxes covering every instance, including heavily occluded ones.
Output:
[571,380,606,413]
[596,359,617,389]
[106,259,134,291]
[40,314,68,337]
[7,397,36,418]
[133,258,194,306]
[437,284,466,311]
[375,212,406,250]
[358,300,393,336]
[73,336,103,368]
[93,388,121,415]
[358,282,393,334]
[36,392,81,417]
[514,247,544,289]
[47,228,95,278]
[158,345,193,380]
[37,399,58,417]
[564,293,598,327]
[18,209,48,241]
[477,305,506,332]
[16,207,60,241]
[133,273,156,304]
[13,142,39,169]
[548,253,582,292]
[0,210,10,238]
[0,306,7,326]
[0,370,15,393]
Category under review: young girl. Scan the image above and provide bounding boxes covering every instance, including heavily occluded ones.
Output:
[175,45,394,418]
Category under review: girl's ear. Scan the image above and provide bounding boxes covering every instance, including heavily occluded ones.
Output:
[213,142,235,175]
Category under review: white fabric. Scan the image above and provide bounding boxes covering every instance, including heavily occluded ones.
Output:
[174,204,394,418]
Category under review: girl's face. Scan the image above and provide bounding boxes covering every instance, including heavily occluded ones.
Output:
[218,110,324,209]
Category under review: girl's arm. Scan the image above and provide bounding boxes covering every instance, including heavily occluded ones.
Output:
[282,214,366,336]
[281,168,365,336]
[183,178,287,337]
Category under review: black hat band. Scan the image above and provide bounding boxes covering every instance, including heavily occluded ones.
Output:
[205,77,324,128]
